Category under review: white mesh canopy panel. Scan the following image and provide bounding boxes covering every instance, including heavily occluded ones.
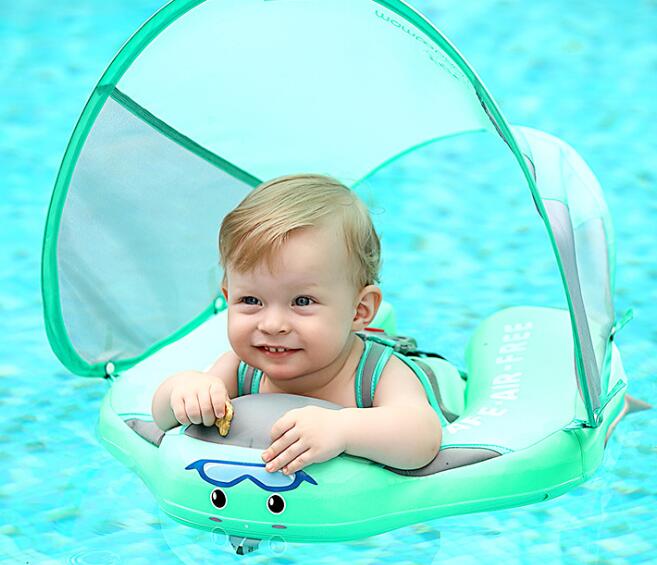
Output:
[58,96,253,365]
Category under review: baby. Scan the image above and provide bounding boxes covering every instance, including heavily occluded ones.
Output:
[151,174,442,475]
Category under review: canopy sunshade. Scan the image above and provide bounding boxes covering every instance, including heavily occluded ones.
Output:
[42,0,616,427]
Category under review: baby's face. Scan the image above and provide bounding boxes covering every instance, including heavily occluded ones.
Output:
[224,223,361,383]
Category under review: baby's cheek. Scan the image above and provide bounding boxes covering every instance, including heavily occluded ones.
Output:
[227,316,251,350]
[314,325,351,360]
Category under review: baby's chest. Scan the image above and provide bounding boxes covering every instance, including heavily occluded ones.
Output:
[322,386,358,408]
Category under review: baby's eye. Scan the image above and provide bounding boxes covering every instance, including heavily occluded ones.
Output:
[240,296,262,306]
[293,296,314,307]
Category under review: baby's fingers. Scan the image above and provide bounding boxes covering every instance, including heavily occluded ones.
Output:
[196,389,218,427]
[209,382,228,419]
[263,427,300,465]
[282,449,314,475]
[170,390,191,425]
[184,395,204,425]
[267,441,309,474]
[270,410,297,442]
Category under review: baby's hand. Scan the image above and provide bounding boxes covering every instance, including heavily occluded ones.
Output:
[169,371,230,427]
[262,406,346,475]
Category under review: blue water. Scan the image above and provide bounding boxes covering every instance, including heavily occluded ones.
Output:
[2,1,656,563]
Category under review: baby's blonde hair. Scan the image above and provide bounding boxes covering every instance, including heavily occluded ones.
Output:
[219,174,380,288]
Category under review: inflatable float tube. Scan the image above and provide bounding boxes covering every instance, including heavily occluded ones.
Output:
[97,303,632,550]
[37,0,650,554]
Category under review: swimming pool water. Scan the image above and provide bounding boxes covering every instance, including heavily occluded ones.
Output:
[2,1,656,563]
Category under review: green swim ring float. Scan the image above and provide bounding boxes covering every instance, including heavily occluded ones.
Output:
[41,0,649,553]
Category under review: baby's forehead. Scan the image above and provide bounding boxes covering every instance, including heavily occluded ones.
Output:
[228,250,354,291]
[228,260,347,288]
[257,224,348,266]
[224,221,365,294]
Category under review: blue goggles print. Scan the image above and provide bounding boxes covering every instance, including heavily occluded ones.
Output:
[186,458,318,493]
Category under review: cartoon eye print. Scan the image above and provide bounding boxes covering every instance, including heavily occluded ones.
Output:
[267,494,286,514]
[211,488,227,509]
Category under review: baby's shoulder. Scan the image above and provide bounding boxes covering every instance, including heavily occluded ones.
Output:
[372,354,428,406]
[381,353,416,379]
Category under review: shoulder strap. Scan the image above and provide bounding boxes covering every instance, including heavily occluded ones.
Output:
[237,362,263,396]
[354,336,451,426]
[355,340,393,408]
[411,358,459,424]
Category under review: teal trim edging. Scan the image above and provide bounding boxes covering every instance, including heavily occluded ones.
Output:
[600,310,633,398]
[597,379,627,416]
[600,338,614,403]
[108,301,223,376]
[97,0,207,90]
[373,0,528,178]
[117,412,154,421]
[237,362,247,397]
[565,375,625,431]
[370,347,393,401]
[351,129,487,191]
[251,369,263,394]
[440,443,513,455]
[111,88,261,188]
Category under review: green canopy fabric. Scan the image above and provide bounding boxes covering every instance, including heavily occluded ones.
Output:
[42,0,616,427]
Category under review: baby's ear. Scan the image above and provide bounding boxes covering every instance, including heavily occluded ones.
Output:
[352,285,383,331]
[221,286,229,300]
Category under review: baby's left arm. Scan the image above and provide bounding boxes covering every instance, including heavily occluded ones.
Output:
[340,355,443,469]
[262,356,442,474]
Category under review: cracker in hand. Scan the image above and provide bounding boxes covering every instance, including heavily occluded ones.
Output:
[215,399,234,437]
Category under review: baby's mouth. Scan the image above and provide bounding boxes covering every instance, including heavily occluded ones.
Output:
[257,345,300,357]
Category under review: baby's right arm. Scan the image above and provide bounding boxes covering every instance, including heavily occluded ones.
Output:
[151,351,241,431]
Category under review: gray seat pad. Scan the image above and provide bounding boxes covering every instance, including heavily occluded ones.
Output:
[126,393,499,475]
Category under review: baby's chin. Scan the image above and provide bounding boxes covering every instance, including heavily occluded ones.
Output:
[255,362,306,382]
[240,350,306,379]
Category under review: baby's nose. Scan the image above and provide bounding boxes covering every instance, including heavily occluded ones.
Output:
[257,309,291,334]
